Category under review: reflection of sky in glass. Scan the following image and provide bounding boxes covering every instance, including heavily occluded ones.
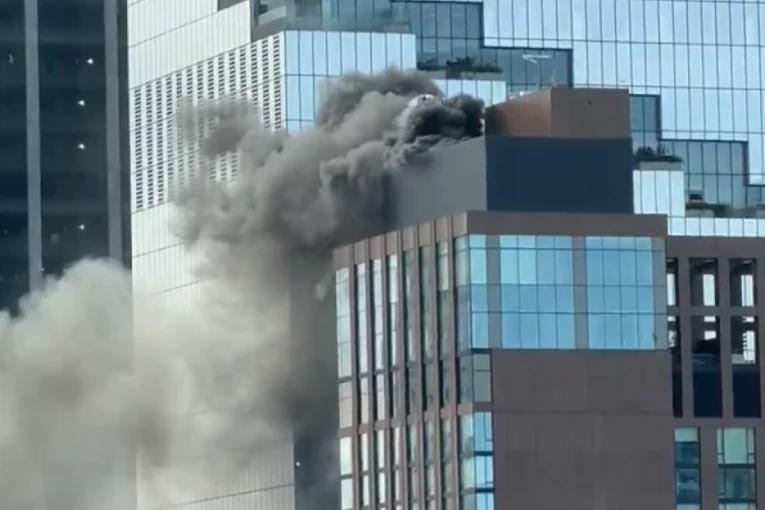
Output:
[634,169,765,238]
[454,234,664,351]
[732,317,758,366]
[460,412,494,492]
[285,0,765,221]
[283,30,507,132]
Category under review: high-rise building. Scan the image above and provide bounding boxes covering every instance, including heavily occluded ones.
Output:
[0,0,131,313]
[0,1,132,507]
[128,3,506,510]
[322,2,765,507]
[129,0,765,509]
[334,87,765,509]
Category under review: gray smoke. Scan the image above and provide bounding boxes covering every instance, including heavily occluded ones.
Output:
[0,68,484,509]
[176,69,484,252]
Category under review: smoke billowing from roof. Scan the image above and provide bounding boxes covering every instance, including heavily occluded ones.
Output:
[0,68,484,508]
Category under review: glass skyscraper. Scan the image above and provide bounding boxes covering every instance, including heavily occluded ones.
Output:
[0,0,131,313]
[271,0,765,217]
[320,3,765,509]
[127,1,765,509]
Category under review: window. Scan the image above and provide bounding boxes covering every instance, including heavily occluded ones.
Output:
[667,258,678,306]
[459,412,494,494]
[341,477,353,510]
[407,366,419,414]
[455,237,468,286]
[408,464,420,505]
[460,455,493,490]
[717,428,757,504]
[421,247,434,360]
[357,263,369,375]
[377,471,387,504]
[499,235,576,349]
[692,316,722,418]
[336,268,352,378]
[719,468,756,502]
[388,254,400,367]
[669,315,683,418]
[460,413,493,455]
[359,377,370,424]
[339,437,353,476]
[377,429,386,470]
[426,464,436,498]
[360,432,370,472]
[717,428,755,465]
[373,259,384,371]
[437,289,451,357]
[375,373,386,421]
[393,427,402,468]
[404,251,416,363]
[441,418,453,461]
[458,354,491,403]
[424,362,437,410]
[437,241,451,357]
[731,316,760,418]
[377,429,387,504]
[440,360,452,405]
[408,424,419,465]
[690,258,718,306]
[424,421,435,463]
[460,493,494,510]
[731,316,758,365]
[391,369,404,417]
[674,428,700,505]
[730,259,756,307]
[584,236,657,350]
[393,468,402,502]
[339,381,352,428]
[361,474,370,506]
[437,242,450,290]
[469,242,487,284]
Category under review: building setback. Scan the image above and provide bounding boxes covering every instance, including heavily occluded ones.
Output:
[0,0,130,313]
[334,89,765,510]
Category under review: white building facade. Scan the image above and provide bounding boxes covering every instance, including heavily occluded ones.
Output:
[127,1,506,508]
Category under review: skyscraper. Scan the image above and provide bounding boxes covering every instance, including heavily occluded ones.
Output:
[129,0,765,508]
[0,0,130,313]
[128,2,505,509]
[334,85,765,509]
[0,2,132,508]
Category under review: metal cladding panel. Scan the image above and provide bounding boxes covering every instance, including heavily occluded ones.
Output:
[491,349,675,510]
[485,88,630,139]
[485,136,634,214]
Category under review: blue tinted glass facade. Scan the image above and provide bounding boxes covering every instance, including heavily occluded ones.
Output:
[283,30,507,132]
[459,412,494,509]
[280,1,765,221]
[454,234,666,351]
[633,166,765,237]
[284,30,415,131]
[477,0,765,188]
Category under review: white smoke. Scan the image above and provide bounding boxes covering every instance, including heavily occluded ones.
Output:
[0,68,484,509]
